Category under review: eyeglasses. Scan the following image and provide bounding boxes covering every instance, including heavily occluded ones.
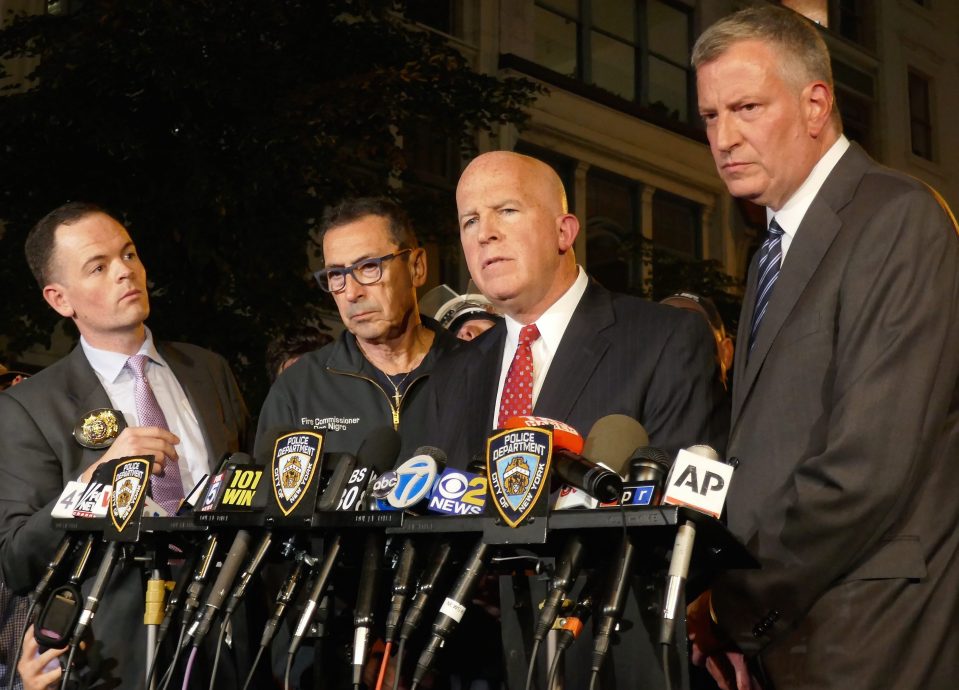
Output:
[314,248,413,293]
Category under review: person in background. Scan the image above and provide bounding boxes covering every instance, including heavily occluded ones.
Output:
[424,286,503,341]
[265,324,334,383]
[660,292,734,389]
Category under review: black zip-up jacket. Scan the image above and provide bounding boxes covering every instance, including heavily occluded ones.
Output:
[254,317,458,464]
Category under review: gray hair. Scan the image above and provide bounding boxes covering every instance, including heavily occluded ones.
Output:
[692,5,834,91]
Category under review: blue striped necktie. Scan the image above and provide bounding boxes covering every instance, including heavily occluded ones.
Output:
[749,219,785,353]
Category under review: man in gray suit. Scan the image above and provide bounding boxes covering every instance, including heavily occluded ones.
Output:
[0,202,250,688]
[687,7,959,689]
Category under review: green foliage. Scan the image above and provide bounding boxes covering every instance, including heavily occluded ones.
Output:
[0,0,540,407]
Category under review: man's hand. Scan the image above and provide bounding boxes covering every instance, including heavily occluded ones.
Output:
[79,426,180,483]
[18,625,65,690]
[688,591,762,690]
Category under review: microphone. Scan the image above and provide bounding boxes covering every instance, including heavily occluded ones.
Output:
[591,444,675,678]
[31,534,78,606]
[397,539,454,644]
[387,447,446,511]
[70,540,123,647]
[316,452,357,511]
[288,428,400,661]
[184,529,253,650]
[334,427,401,511]
[352,529,385,688]
[531,417,649,649]
[658,444,732,646]
[505,414,647,502]
[413,536,492,687]
[384,538,418,644]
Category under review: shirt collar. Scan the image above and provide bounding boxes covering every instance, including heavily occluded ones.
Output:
[81,327,166,384]
[503,266,589,352]
[767,135,850,238]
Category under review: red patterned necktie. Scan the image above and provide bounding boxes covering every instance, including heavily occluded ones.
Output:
[126,354,184,513]
[497,324,541,428]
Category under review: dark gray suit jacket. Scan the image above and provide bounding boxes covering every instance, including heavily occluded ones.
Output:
[713,143,959,689]
[427,279,726,688]
[0,341,249,688]
[428,279,727,465]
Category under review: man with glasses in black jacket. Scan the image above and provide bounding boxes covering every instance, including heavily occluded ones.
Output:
[255,196,458,463]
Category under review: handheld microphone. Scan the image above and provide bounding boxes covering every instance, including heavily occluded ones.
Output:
[413,537,492,687]
[70,541,123,647]
[384,538,418,644]
[184,529,252,650]
[659,444,731,646]
[223,531,274,618]
[260,554,310,649]
[32,534,78,605]
[32,534,97,651]
[352,529,385,687]
[397,539,454,644]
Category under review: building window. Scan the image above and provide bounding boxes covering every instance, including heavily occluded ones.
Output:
[586,168,642,294]
[778,1,875,49]
[652,190,701,260]
[533,0,694,123]
[908,70,933,160]
[402,0,463,37]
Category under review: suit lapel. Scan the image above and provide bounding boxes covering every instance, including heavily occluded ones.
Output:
[63,346,113,415]
[732,144,870,430]
[535,280,612,422]
[470,321,506,433]
[160,343,220,471]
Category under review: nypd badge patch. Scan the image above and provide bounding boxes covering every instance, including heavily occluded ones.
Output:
[487,426,552,528]
[271,432,323,516]
[110,457,150,533]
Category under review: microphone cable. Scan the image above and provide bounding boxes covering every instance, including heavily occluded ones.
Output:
[374,640,392,690]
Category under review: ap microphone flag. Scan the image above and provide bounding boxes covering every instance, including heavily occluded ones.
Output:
[661,447,733,518]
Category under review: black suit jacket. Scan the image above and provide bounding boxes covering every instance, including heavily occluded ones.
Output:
[428,279,726,465]
[0,341,249,689]
[427,279,726,689]
[713,144,959,689]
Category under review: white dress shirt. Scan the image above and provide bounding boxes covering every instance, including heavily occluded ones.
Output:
[768,135,850,262]
[492,266,590,426]
[81,328,210,493]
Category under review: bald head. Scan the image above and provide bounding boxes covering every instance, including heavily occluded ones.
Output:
[456,150,580,323]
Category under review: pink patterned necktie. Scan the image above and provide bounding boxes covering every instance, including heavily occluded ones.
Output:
[497,324,540,428]
[125,354,184,513]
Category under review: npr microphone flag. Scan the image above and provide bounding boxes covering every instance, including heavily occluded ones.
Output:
[662,449,733,518]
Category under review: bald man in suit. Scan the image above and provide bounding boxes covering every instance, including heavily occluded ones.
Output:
[687,7,959,689]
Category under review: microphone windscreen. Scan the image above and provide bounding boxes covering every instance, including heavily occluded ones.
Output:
[582,415,649,477]
[686,444,721,461]
[357,427,401,473]
[411,446,448,467]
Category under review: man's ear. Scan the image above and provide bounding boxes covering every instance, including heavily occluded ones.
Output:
[409,247,428,289]
[558,214,580,253]
[804,81,834,138]
[42,283,74,318]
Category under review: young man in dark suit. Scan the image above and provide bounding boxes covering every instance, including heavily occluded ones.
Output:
[688,7,959,689]
[0,202,250,688]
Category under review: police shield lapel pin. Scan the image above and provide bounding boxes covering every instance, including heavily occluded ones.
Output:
[487,426,552,528]
[74,408,127,449]
[271,432,323,516]
[110,457,151,533]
